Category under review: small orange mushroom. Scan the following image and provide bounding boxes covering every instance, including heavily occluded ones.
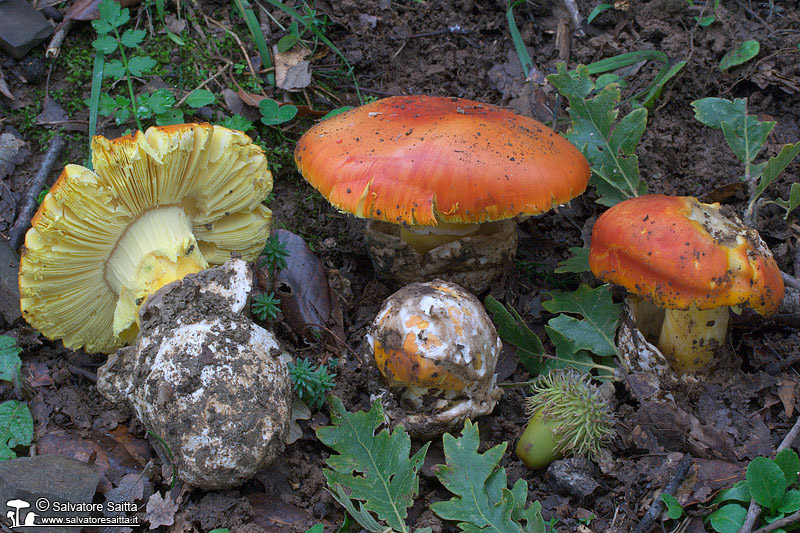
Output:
[589,195,784,373]
[295,95,590,290]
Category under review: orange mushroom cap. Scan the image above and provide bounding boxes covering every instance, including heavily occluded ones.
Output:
[294,95,590,226]
[589,195,784,315]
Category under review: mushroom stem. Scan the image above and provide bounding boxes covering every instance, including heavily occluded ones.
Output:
[657,306,729,373]
[106,206,209,342]
[400,221,481,254]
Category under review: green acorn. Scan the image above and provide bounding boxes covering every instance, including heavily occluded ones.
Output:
[515,369,616,469]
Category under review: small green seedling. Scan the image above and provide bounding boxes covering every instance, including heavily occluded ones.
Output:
[692,97,800,221]
[252,292,281,321]
[706,448,800,532]
[36,187,50,205]
[261,234,290,274]
[661,493,685,520]
[587,3,612,24]
[515,369,615,469]
[289,358,335,410]
[686,0,719,26]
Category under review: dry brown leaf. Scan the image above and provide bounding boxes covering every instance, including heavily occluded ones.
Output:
[778,378,798,417]
[63,0,141,21]
[146,491,179,529]
[273,44,312,91]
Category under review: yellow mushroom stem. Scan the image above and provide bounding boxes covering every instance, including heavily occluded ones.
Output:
[105,205,209,343]
[399,221,481,254]
[657,305,730,374]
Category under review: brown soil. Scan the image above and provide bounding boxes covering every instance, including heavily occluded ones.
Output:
[1,0,799,531]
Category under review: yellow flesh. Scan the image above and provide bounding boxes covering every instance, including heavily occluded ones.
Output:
[400,221,481,254]
[107,206,209,342]
[657,306,729,373]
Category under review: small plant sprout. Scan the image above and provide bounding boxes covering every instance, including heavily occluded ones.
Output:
[261,234,290,274]
[515,369,615,469]
[288,358,335,410]
[252,292,280,322]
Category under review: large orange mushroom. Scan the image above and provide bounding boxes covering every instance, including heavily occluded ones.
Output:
[589,195,784,373]
[295,95,590,291]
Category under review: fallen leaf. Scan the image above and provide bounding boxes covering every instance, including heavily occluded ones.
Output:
[146,491,178,529]
[778,378,797,417]
[26,361,53,388]
[238,89,268,108]
[272,229,331,341]
[0,68,13,100]
[248,493,314,531]
[105,472,147,512]
[36,96,69,125]
[287,396,311,445]
[63,0,141,21]
[273,44,312,91]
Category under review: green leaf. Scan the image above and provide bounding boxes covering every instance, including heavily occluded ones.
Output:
[259,99,299,126]
[96,92,117,116]
[0,336,21,384]
[660,494,683,520]
[555,247,590,274]
[751,142,800,207]
[97,0,121,26]
[587,3,612,24]
[0,400,33,460]
[320,106,354,121]
[278,34,299,53]
[185,89,215,108]
[92,34,118,54]
[104,59,125,80]
[548,63,647,206]
[113,106,130,125]
[544,326,598,373]
[431,420,545,532]
[778,489,800,514]
[747,456,787,511]
[141,89,175,114]
[775,448,800,485]
[542,284,620,357]
[484,296,544,376]
[691,97,774,165]
[127,56,156,77]
[708,503,747,533]
[303,526,324,533]
[713,480,751,504]
[772,183,800,219]
[91,18,114,34]
[219,115,254,132]
[720,40,760,71]
[120,29,146,48]
[155,109,184,126]
[506,0,535,80]
[316,396,429,532]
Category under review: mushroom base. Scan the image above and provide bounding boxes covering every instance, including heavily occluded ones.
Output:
[364,219,517,293]
[658,306,729,374]
[97,259,291,489]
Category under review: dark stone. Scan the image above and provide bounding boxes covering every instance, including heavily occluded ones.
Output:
[0,0,54,59]
[0,454,100,532]
[0,238,21,326]
[547,457,599,499]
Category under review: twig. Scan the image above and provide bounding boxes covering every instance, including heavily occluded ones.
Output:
[204,15,260,82]
[782,271,800,291]
[754,509,800,533]
[562,0,585,37]
[67,364,98,383]
[632,455,693,533]
[739,415,800,533]
[46,19,73,58]
[7,134,65,251]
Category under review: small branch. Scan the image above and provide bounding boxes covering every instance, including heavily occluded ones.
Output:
[781,271,800,291]
[7,134,65,251]
[632,455,693,533]
[754,509,800,533]
[738,415,800,533]
[46,19,73,58]
[562,0,585,37]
